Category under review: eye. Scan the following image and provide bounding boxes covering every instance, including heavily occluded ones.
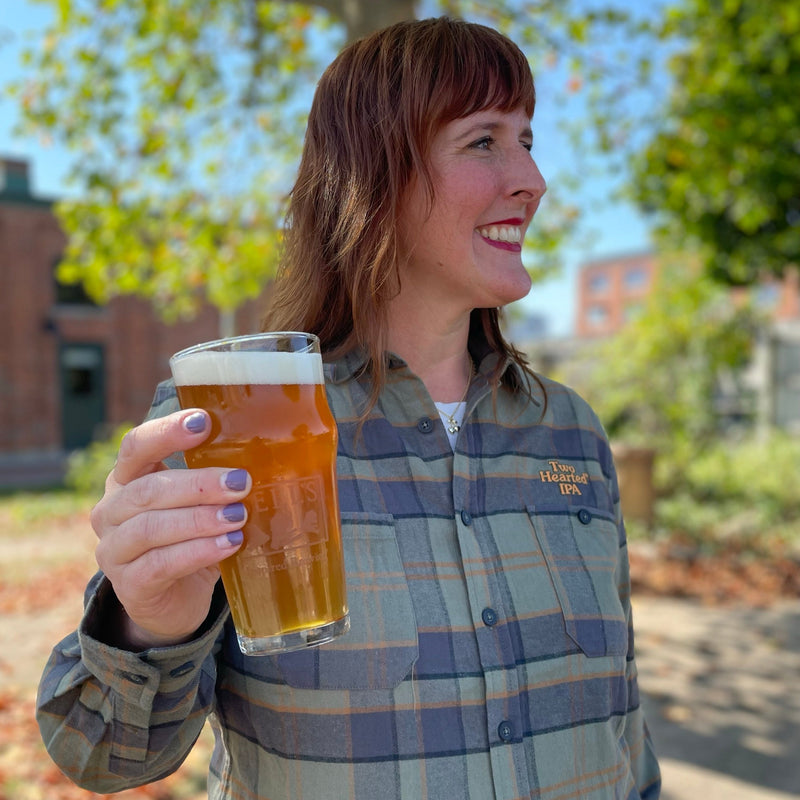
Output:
[521,140,533,153]
[470,136,494,150]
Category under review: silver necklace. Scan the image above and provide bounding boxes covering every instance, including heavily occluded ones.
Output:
[436,359,474,434]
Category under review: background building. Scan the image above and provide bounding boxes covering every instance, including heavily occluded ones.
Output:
[575,251,658,338]
[575,250,800,338]
[0,157,271,487]
[566,250,800,432]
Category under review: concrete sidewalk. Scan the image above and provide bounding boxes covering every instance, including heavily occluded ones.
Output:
[633,596,800,799]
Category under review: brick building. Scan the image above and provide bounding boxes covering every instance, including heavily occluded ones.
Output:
[0,158,271,487]
[575,252,657,338]
[576,250,800,338]
[569,249,800,432]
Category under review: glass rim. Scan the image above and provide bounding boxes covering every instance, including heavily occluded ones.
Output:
[169,331,320,364]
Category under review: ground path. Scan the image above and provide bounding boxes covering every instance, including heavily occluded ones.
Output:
[635,596,800,799]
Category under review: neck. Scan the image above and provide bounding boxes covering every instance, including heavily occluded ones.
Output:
[386,311,473,403]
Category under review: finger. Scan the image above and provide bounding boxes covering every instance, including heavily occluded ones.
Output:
[97,465,251,530]
[99,498,248,567]
[115,534,240,608]
[143,535,242,583]
[110,409,212,487]
[109,541,242,641]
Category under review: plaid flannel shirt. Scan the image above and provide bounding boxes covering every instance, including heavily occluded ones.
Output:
[37,347,661,799]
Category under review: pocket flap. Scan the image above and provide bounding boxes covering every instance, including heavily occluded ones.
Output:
[529,505,628,658]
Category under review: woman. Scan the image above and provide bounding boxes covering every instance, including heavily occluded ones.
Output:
[37,17,661,799]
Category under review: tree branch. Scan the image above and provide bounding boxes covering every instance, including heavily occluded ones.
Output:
[274,0,417,42]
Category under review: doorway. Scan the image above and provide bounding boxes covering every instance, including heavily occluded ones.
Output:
[60,343,105,450]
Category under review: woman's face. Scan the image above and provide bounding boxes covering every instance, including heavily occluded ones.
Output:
[396,105,546,314]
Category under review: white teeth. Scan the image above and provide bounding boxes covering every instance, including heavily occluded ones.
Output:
[478,225,521,243]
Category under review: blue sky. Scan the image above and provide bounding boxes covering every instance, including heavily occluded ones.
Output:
[0,1,655,338]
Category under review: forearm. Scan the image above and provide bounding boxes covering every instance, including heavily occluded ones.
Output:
[36,573,227,792]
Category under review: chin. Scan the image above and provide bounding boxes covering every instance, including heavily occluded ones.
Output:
[495,274,533,307]
[467,260,532,308]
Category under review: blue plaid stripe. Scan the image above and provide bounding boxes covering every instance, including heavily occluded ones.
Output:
[37,351,660,799]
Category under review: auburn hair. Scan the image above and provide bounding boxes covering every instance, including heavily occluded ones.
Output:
[263,17,540,405]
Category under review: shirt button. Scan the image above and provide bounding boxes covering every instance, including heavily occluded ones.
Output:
[497,721,513,742]
[460,509,472,526]
[417,417,434,434]
[577,508,592,525]
[481,607,498,627]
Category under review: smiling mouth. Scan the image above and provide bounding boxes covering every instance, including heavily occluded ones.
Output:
[477,224,522,243]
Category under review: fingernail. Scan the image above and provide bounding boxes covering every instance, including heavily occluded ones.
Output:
[218,502,245,523]
[184,412,207,433]
[216,530,244,549]
[224,469,248,492]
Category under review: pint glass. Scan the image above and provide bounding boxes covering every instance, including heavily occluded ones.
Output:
[169,332,349,656]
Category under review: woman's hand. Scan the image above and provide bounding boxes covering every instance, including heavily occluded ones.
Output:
[92,409,250,649]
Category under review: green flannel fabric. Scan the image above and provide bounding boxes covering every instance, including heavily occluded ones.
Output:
[37,348,660,799]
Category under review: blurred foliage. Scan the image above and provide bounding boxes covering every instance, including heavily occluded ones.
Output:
[565,256,800,553]
[0,488,93,525]
[578,256,763,466]
[64,423,133,498]
[632,0,800,284]
[652,432,800,554]
[7,0,657,320]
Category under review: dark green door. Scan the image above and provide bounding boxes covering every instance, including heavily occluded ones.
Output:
[60,343,105,450]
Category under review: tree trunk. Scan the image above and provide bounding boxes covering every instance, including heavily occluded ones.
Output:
[219,309,237,340]
[307,0,418,42]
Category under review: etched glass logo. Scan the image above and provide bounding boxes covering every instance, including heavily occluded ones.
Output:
[248,475,327,554]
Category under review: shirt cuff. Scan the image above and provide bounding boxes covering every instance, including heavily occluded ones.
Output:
[79,575,228,718]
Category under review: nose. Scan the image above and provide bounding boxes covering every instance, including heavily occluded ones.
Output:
[511,155,547,205]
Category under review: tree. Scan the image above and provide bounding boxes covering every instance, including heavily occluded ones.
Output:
[8,0,650,324]
[632,0,800,285]
[566,259,797,549]
[574,256,761,471]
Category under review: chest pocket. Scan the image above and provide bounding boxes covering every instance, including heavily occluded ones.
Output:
[276,511,418,690]
[528,504,628,658]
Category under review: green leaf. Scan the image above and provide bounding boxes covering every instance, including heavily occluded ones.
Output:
[9,0,664,319]
[631,0,800,283]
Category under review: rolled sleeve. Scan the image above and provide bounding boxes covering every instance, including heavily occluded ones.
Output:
[37,573,228,790]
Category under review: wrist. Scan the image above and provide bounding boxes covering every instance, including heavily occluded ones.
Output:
[86,577,197,651]
[120,615,196,651]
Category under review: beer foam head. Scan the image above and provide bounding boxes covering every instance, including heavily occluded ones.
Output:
[171,350,324,386]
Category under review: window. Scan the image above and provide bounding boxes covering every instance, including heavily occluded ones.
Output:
[624,266,649,291]
[755,284,780,310]
[588,273,610,294]
[586,305,608,327]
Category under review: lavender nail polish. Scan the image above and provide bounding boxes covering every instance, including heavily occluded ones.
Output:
[227,530,244,546]
[217,530,244,548]
[220,502,245,523]
[224,469,248,492]
[184,412,207,433]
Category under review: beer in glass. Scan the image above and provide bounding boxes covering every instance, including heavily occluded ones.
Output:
[169,332,349,655]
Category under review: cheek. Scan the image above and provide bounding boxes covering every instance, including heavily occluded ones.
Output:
[447,177,498,230]
[411,168,497,251]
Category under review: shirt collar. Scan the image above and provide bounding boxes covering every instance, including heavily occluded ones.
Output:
[323,338,516,386]
[324,343,542,408]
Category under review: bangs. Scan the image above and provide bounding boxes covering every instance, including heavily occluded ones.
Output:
[419,21,536,127]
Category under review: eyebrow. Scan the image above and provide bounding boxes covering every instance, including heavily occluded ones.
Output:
[455,120,533,141]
